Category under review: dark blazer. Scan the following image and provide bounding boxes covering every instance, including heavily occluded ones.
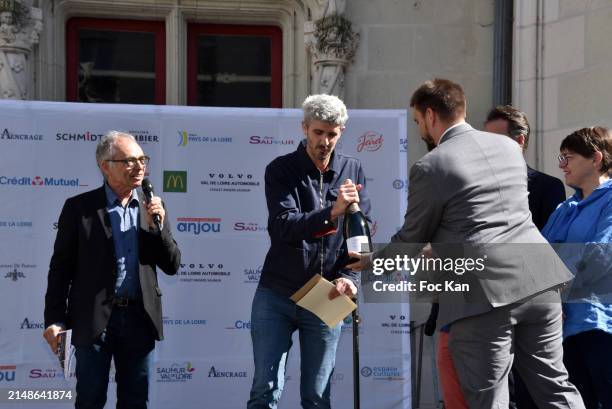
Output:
[44,185,181,345]
[527,166,566,231]
[260,141,371,297]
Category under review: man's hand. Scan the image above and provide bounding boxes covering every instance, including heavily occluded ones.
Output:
[43,324,65,354]
[331,179,362,221]
[329,277,358,300]
[346,251,373,272]
[146,196,165,229]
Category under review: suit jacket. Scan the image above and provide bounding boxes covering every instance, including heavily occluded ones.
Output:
[527,166,566,230]
[44,185,181,345]
[374,123,573,327]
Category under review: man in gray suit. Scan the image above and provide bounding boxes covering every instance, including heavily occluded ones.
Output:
[349,79,584,408]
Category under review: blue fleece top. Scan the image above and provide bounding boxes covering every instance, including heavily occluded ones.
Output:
[541,178,612,339]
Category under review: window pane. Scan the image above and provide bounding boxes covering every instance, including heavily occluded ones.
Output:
[195,35,271,107]
[78,30,156,104]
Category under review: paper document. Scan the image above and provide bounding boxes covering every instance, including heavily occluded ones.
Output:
[57,330,74,379]
[290,275,357,328]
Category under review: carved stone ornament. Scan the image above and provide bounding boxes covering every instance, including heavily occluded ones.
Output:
[305,0,358,97]
[0,1,42,100]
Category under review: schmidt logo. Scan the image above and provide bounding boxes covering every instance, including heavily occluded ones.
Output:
[163,171,187,193]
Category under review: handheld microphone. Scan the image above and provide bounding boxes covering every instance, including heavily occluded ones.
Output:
[142,178,162,231]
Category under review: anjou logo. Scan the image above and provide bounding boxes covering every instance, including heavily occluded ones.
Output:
[163,171,187,193]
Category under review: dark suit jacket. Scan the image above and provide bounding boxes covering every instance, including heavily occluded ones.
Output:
[527,166,566,231]
[44,185,181,345]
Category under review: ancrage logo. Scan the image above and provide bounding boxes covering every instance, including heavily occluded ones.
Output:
[0,175,87,188]
[177,262,230,283]
[233,222,267,232]
[400,138,408,153]
[177,131,232,146]
[156,362,196,382]
[208,366,247,379]
[225,320,251,330]
[249,136,295,145]
[20,318,44,329]
[356,131,384,152]
[56,131,104,142]
[0,365,16,382]
[1,128,43,141]
[176,217,221,235]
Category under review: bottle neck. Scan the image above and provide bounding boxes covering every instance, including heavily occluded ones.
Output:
[347,202,360,214]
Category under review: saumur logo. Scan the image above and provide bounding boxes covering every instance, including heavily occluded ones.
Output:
[163,171,187,193]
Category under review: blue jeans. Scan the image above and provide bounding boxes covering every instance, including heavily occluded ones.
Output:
[74,305,156,409]
[247,286,342,409]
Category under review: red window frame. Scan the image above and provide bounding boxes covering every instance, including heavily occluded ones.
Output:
[66,18,166,104]
[187,24,282,107]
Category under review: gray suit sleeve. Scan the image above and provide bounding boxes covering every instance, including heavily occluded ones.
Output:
[374,161,443,261]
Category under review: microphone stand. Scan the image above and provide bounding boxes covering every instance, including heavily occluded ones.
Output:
[352,299,360,409]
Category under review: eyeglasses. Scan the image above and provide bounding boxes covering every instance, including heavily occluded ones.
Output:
[106,156,150,168]
[557,154,574,166]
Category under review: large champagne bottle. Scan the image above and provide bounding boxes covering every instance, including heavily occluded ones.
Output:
[343,202,372,263]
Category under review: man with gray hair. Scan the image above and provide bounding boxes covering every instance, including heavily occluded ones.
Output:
[247,94,371,408]
[44,131,181,409]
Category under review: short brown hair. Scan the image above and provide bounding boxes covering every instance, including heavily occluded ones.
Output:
[410,78,466,122]
[560,127,612,174]
[486,105,531,150]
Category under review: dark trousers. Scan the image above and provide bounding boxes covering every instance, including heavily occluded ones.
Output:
[74,305,156,409]
[563,330,612,409]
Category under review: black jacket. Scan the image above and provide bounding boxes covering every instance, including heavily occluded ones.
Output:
[44,185,181,345]
[527,166,566,230]
[260,141,371,296]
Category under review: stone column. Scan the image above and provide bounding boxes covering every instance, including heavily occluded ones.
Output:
[0,1,42,100]
[304,0,358,98]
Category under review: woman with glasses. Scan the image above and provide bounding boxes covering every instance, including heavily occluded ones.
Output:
[542,126,612,408]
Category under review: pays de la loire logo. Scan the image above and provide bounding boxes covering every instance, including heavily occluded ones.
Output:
[356,131,384,152]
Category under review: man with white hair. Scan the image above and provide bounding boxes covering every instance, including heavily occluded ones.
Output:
[44,131,181,409]
[247,94,371,409]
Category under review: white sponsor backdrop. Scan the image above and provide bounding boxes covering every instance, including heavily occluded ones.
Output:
[0,100,410,409]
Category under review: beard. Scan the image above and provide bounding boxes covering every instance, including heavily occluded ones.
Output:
[421,134,436,152]
[314,145,332,160]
